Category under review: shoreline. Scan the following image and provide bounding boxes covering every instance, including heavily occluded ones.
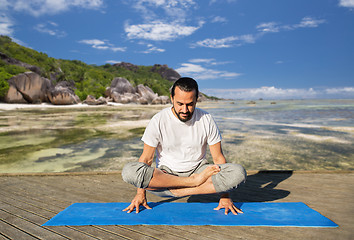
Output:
[0,102,125,111]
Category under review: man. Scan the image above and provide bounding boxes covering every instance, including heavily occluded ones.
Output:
[122,77,246,215]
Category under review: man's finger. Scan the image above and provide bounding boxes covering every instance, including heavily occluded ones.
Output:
[214,206,221,210]
[224,208,229,215]
[123,204,133,212]
[234,206,243,214]
[143,203,152,209]
[229,206,238,215]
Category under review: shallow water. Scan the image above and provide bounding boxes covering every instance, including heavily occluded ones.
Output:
[0,100,353,173]
[202,99,354,171]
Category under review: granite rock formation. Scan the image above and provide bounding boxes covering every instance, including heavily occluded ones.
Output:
[105,77,170,105]
[4,72,80,105]
[5,72,52,103]
[47,84,80,105]
[151,64,181,82]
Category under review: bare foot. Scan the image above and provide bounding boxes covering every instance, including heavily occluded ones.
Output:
[191,165,220,187]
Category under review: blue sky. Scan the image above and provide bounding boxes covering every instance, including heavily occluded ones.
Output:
[1,0,353,99]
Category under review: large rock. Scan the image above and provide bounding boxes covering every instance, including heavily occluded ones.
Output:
[136,84,157,103]
[83,95,107,105]
[105,77,170,104]
[113,62,138,72]
[151,64,181,82]
[109,77,136,94]
[47,85,80,105]
[5,72,52,103]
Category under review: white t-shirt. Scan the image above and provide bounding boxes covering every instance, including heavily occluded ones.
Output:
[141,107,222,172]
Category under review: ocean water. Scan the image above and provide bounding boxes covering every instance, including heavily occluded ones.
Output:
[0,99,353,173]
[201,99,354,171]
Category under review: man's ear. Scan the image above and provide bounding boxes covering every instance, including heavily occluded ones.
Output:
[170,95,173,103]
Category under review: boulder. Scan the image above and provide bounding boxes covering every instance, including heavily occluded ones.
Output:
[197,93,208,102]
[120,93,140,104]
[47,85,80,105]
[137,97,149,105]
[83,95,107,105]
[109,77,136,94]
[105,77,170,105]
[159,95,171,104]
[113,62,138,72]
[151,64,181,82]
[136,84,157,103]
[151,95,170,105]
[4,72,52,103]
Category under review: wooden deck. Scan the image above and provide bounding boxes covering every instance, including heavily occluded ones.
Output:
[0,171,353,240]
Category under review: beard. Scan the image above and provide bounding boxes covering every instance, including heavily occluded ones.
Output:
[172,107,194,122]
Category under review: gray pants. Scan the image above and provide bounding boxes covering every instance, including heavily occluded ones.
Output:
[122,160,246,197]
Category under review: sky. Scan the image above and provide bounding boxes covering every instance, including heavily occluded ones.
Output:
[1,0,354,99]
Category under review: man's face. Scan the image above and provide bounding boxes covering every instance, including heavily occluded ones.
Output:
[171,86,197,122]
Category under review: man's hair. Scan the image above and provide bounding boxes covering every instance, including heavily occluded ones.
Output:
[171,77,199,99]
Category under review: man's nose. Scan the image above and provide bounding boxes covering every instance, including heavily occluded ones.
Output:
[182,105,188,113]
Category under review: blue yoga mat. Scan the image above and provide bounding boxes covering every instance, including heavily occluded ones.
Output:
[43,202,338,227]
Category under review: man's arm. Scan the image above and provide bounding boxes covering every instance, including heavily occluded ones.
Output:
[123,143,155,213]
[209,142,243,215]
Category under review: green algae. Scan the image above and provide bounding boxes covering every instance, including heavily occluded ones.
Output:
[0,105,164,173]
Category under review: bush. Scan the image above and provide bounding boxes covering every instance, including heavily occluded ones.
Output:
[0,73,10,98]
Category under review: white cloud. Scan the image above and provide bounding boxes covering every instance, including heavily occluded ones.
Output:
[131,0,196,22]
[106,60,121,64]
[193,35,255,48]
[256,22,280,33]
[125,21,201,41]
[176,60,241,80]
[34,22,67,37]
[79,39,126,52]
[11,0,104,17]
[202,86,354,100]
[126,0,200,41]
[294,17,326,28]
[141,43,165,53]
[193,36,238,48]
[189,58,215,64]
[0,13,14,36]
[195,16,325,49]
[339,0,354,8]
[211,16,228,23]
[325,87,354,95]
[189,58,233,66]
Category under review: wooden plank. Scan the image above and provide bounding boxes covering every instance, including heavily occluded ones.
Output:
[0,194,128,239]
[93,226,159,240]
[1,201,95,239]
[0,210,67,239]
[121,225,187,240]
[0,182,157,239]
[0,219,39,240]
[1,189,184,240]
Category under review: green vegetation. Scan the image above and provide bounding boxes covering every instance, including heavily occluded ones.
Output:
[0,35,173,100]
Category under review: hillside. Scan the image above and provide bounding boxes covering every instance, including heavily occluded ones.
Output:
[0,35,179,101]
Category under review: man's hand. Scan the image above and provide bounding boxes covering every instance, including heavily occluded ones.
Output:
[123,189,151,213]
[214,193,243,215]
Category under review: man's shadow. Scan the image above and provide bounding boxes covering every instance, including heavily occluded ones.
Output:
[187,170,293,203]
[143,171,292,211]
